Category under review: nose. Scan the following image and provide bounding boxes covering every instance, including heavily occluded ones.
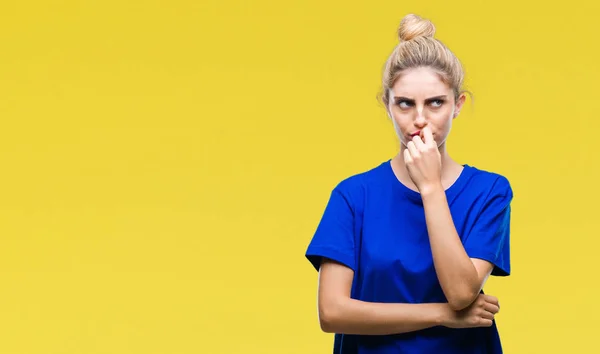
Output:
[414,109,427,128]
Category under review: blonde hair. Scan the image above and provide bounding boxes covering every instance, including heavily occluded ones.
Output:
[380,14,467,106]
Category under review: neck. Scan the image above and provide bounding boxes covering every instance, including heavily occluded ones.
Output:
[392,142,461,191]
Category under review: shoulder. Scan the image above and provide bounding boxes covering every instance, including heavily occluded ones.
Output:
[329,160,390,206]
[465,164,514,202]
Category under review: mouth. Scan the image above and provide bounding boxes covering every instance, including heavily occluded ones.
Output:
[410,131,422,138]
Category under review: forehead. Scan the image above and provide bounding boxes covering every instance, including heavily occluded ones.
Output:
[390,67,451,97]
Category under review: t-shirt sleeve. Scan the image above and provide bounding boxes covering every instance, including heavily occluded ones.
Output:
[463,176,513,277]
[305,184,356,272]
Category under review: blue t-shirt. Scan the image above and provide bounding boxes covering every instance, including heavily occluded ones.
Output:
[305,160,513,354]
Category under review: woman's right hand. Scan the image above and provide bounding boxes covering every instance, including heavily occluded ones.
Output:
[442,294,500,328]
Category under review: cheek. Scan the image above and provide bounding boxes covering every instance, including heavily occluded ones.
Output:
[391,109,409,124]
[429,112,453,133]
[437,116,454,137]
[391,116,409,142]
[433,108,454,125]
[391,114,409,133]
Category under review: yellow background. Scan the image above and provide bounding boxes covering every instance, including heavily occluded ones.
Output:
[0,0,597,353]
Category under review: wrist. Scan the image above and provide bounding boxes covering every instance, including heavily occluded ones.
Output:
[419,182,444,198]
[437,304,455,327]
[431,303,452,327]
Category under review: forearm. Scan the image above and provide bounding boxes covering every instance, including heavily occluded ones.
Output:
[421,184,480,310]
[320,298,447,335]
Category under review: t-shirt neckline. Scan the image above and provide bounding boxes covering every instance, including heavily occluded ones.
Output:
[384,159,473,203]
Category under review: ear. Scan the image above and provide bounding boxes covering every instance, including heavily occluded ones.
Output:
[453,93,466,118]
[382,90,393,119]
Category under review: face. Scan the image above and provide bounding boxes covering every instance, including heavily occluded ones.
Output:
[386,67,465,149]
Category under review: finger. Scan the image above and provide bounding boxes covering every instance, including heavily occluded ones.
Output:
[422,126,434,145]
[480,310,495,320]
[403,149,412,164]
[479,318,493,327]
[483,302,499,314]
[484,295,499,306]
[407,141,419,159]
[412,135,426,151]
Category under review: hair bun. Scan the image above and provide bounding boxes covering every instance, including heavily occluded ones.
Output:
[397,14,436,42]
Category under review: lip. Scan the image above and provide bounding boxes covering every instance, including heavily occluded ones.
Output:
[409,131,436,140]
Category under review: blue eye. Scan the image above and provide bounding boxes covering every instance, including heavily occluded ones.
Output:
[397,100,412,109]
[430,99,444,107]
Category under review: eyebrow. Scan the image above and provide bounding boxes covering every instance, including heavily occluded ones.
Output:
[394,95,448,102]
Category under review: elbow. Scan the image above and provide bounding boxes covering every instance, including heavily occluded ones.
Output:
[318,298,344,333]
[447,297,473,312]
[446,288,479,311]
[319,316,336,333]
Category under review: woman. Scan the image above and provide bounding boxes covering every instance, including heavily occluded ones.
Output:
[305,13,513,354]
